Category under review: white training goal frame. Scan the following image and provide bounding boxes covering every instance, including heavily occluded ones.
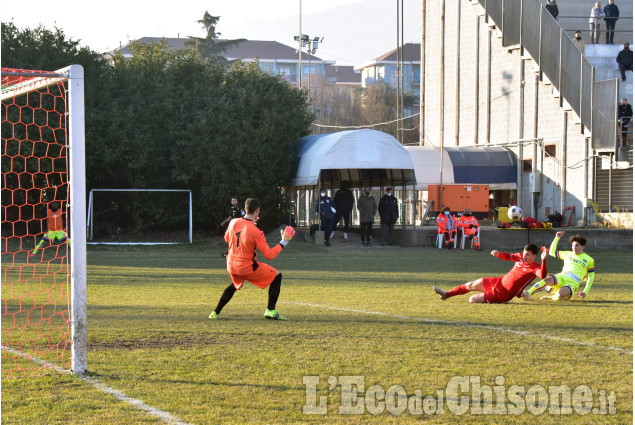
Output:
[87,189,193,244]
[1,65,87,374]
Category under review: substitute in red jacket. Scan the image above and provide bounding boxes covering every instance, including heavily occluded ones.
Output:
[457,208,482,251]
[436,206,457,246]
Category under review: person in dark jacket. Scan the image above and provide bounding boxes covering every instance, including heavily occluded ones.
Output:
[378,187,399,246]
[221,196,245,227]
[315,188,336,247]
[616,43,632,81]
[604,0,620,45]
[545,0,559,20]
[357,187,377,247]
[332,180,354,240]
[618,98,633,146]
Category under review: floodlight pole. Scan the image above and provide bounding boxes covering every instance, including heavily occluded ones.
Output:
[305,36,323,95]
[298,0,302,88]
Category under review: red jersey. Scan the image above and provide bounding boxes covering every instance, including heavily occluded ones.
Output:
[225,218,282,275]
[497,252,547,297]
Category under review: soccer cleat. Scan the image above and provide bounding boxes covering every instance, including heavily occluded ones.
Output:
[343,232,348,239]
[521,291,532,301]
[325,242,332,247]
[209,311,220,319]
[361,242,367,247]
[433,286,447,301]
[264,309,287,320]
[546,291,571,301]
[366,242,371,247]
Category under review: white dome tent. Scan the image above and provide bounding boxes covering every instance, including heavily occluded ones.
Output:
[291,129,416,227]
[292,129,416,188]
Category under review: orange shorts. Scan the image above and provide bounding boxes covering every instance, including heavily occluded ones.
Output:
[228,262,279,290]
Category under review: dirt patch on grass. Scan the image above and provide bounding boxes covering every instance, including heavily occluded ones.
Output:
[88,333,251,351]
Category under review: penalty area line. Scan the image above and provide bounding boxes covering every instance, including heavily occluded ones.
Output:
[1,345,192,425]
[281,302,633,356]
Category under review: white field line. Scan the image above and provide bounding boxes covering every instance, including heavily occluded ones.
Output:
[282,302,633,356]
[1,345,192,425]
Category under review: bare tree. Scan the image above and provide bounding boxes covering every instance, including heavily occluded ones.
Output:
[310,79,419,144]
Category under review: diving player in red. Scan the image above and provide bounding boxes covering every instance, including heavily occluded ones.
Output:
[209,198,295,320]
[432,244,547,303]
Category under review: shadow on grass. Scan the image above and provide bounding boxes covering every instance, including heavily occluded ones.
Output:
[80,245,635,276]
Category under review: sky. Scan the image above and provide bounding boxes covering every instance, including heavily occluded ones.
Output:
[2,0,422,66]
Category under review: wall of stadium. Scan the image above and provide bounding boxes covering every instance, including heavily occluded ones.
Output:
[421,0,595,222]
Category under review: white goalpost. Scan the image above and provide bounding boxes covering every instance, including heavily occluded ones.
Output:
[1,65,87,375]
[87,189,193,244]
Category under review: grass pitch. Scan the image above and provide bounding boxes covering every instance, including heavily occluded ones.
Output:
[1,237,632,424]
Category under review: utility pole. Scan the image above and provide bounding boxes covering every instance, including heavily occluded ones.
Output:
[298,0,302,88]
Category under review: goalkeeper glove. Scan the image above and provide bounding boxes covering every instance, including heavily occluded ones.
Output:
[280,226,296,246]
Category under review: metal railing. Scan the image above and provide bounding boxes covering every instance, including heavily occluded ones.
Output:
[478,0,620,150]
[619,116,632,147]
[592,79,618,150]
[557,15,633,45]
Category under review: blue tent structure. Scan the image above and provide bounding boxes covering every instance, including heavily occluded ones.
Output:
[405,146,518,190]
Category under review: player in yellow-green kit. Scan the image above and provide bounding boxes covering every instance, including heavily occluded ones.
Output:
[522,231,595,301]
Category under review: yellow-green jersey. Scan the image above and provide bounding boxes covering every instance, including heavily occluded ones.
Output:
[550,236,596,294]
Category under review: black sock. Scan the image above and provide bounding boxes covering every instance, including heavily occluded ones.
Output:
[267,273,282,311]
[214,283,237,314]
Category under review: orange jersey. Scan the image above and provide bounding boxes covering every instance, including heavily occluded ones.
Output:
[47,208,64,231]
[225,218,282,276]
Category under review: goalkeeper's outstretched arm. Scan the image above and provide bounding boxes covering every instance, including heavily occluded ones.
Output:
[254,226,296,260]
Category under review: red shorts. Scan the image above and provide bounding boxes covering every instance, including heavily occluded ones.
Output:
[482,277,514,303]
[228,262,279,290]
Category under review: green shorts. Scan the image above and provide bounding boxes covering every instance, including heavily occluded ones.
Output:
[45,230,68,241]
[553,273,581,296]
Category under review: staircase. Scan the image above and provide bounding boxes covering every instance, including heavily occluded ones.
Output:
[548,0,633,46]
[586,44,633,101]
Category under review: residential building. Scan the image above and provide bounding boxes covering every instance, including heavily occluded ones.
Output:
[324,65,362,94]
[109,37,333,85]
[354,43,421,100]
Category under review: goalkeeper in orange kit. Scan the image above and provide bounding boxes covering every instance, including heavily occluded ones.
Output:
[30,201,70,256]
[209,198,296,321]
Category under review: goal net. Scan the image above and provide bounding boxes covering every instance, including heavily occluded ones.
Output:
[87,189,193,245]
[1,66,86,377]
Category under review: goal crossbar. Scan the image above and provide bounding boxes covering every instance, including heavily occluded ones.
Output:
[87,189,193,244]
[1,66,74,100]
